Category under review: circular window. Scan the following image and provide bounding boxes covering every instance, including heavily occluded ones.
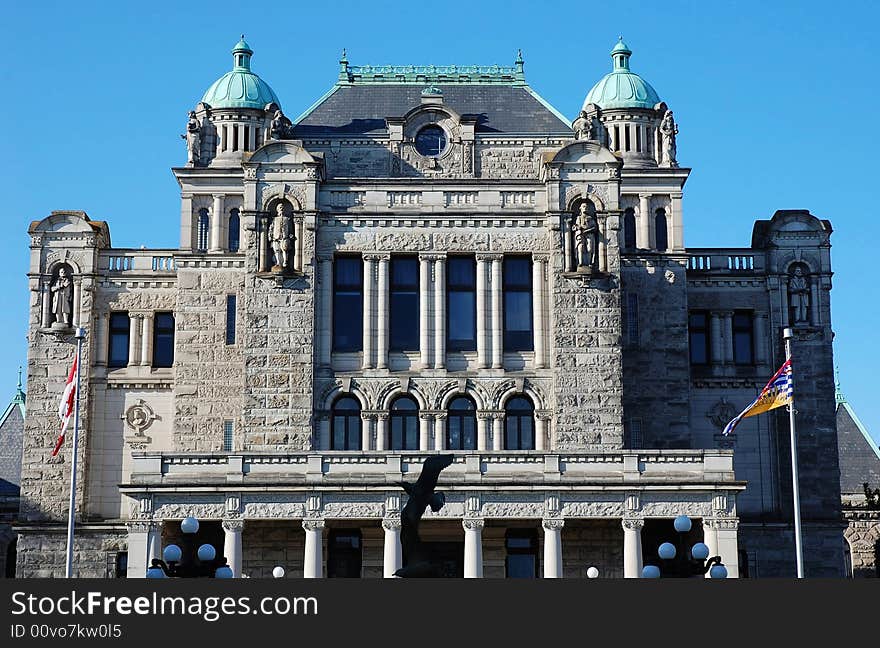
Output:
[414,125,447,157]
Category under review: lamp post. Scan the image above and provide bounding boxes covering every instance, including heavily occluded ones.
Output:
[641,516,728,579]
[146,517,233,578]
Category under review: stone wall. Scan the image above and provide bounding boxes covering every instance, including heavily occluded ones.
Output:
[739,522,846,577]
[15,526,126,578]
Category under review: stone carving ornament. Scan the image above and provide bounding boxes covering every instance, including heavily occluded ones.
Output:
[789,264,810,324]
[182,111,200,165]
[50,266,74,328]
[270,202,293,272]
[570,201,599,272]
[270,110,294,140]
[660,110,678,167]
[706,397,738,429]
[122,399,158,446]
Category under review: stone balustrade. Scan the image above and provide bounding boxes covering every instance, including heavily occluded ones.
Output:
[101,249,178,275]
[686,248,764,274]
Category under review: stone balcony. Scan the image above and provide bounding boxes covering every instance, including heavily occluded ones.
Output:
[686,247,765,275]
[126,449,740,490]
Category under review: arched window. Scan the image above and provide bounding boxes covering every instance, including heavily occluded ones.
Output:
[197,208,209,252]
[624,208,636,249]
[504,395,535,450]
[228,208,240,252]
[447,396,476,450]
[389,396,419,450]
[331,396,362,450]
[655,208,668,252]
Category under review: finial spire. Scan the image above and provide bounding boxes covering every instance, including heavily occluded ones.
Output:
[514,49,525,82]
[835,366,846,404]
[338,48,350,82]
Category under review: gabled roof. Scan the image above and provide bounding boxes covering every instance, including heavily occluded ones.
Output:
[0,370,24,429]
[292,57,572,137]
[835,381,880,495]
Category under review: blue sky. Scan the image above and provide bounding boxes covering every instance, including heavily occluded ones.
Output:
[1,0,878,443]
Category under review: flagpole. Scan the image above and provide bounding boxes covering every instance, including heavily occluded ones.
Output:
[783,327,805,578]
[65,326,86,578]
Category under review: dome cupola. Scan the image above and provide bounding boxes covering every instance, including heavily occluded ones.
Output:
[201,36,281,110]
[583,38,660,111]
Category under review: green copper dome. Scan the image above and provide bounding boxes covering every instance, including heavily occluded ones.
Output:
[583,38,660,111]
[200,37,281,110]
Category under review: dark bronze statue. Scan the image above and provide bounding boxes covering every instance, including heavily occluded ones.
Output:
[394,454,454,577]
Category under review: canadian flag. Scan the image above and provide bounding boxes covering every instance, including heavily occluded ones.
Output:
[52,355,78,457]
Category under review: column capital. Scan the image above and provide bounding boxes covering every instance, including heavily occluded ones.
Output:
[222,519,244,532]
[705,517,739,531]
[302,519,325,532]
[535,410,553,422]
[622,516,645,531]
[364,252,390,262]
[542,517,565,531]
[212,193,226,200]
[532,253,551,262]
[418,252,445,261]
[475,252,503,262]
[462,518,485,531]
[376,411,389,421]
[638,193,652,199]
[476,411,495,421]
[382,517,402,531]
[418,412,434,421]
[127,520,153,534]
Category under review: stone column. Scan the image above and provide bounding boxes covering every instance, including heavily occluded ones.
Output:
[532,255,546,368]
[376,413,388,452]
[753,312,768,365]
[702,518,720,580]
[434,256,446,369]
[95,312,109,367]
[41,279,52,328]
[463,518,484,578]
[535,412,548,452]
[542,518,564,578]
[140,313,153,367]
[714,518,740,578]
[563,217,573,272]
[361,412,374,451]
[721,311,734,364]
[376,255,389,369]
[710,313,723,365]
[419,413,432,451]
[597,216,608,274]
[476,255,489,368]
[126,521,151,578]
[362,255,375,369]
[318,413,330,450]
[638,194,651,249]
[147,522,162,565]
[491,256,503,369]
[622,517,644,578]
[419,255,432,368]
[128,315,141,367]
[302,519,325,578]
[434,412,446,451]
[210,194,225,252]
[810,280,820,325]
[258,213,270,273]
[223,519,244,578]
[319,258,333,366]
[477,412,490,451]
[492,414,504,451]
[72,279,82,327]
[382,518,402,578]
[670,193,683,251]
[294,219,305,272]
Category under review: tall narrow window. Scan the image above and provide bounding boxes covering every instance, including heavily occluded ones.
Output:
[232,125,239,151]
[108,312,130,368]
[688,311,709,365]
[447,256,476,352]
[626,293,639,346]
[655,208,668,252]
[225,295,236,345]
[223,420,233,451]
[390,257,419,351]
[613,125,620,151]
[733,311,754,365]
[623,208,636,249]
[628,418,643,449]
[197,208,209,252]
[243,126,250,151]
[333,257,363,352]
[228,208,240,252]
[327,530,363,578]
[505,530,538,578]
[503,256,533,352]
[624,124,631,151]
[389,396,419,450]
[152,312,175,368]
[635,125,642,152]
[331,396,362,450]
[504,395,535,450]
[447,396,477,450]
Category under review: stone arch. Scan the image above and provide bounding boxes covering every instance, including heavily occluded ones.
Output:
[566,192,604,214]
[493,380,545,410]
[438,381,486,410]
[318,380,369,411]
[44,255,83,276]
[379,381,428,411]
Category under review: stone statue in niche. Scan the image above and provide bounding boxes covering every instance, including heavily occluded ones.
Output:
[270,202,292,272]
[789,265,810,325]
[270,110,294,140]
[660,110,678,167]
[49,266,74,328]
[570,201,599,271]
[181,111,201,165]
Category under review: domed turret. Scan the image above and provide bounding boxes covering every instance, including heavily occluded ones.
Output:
[201,37,281,110]
[580,39,668,168]
[189,37,283,168]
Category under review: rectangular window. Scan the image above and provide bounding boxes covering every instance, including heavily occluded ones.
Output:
[626,293,639,346]
[688,311,710,365]
[613,125,620,151]
[733,311,754,365]
[505,530,538,578]
[225,295,237,345]
[635,125,642,152]
[628,418,643,449]
[390,256,419,351]
[327,530,363,578]
[108,312,130,368]
[152,312,175,368]
[223,420,233,451]
[333,256,363,352]
[503,256,533,352]
[447,256,476,351]
[624,124,631,151]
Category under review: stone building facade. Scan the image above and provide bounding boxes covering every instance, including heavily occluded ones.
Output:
[16,38,845,578]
